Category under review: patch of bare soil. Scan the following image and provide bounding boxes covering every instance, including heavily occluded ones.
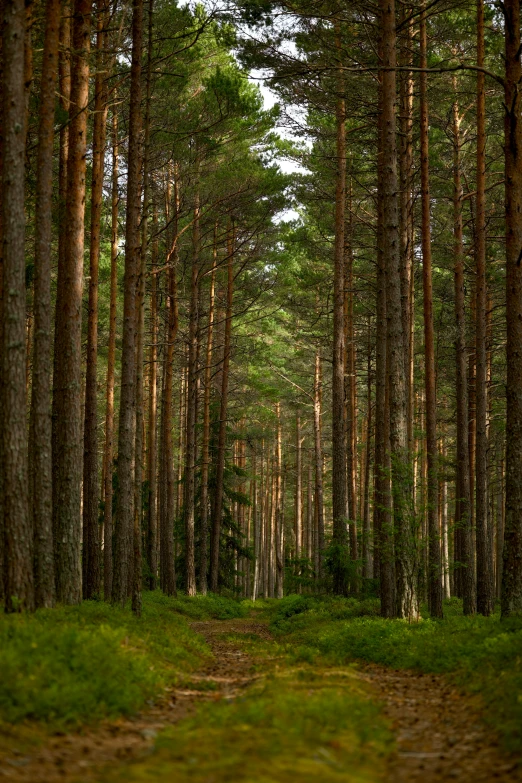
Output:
[0,619,266,783]
[362,664,522,783]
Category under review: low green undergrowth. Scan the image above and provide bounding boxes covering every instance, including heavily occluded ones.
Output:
[267,595,522,754]
[0,591,246,729]
[107,667,392,783]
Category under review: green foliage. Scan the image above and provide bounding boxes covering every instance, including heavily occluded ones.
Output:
[0,593,211,728]
[268,597,522,753]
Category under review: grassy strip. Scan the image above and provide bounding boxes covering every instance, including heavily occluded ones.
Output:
[0,592,246,729]
[106,640,392,783]
[265,595,522,754]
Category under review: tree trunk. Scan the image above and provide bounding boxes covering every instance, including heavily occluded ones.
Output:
[82,0,108,600]
[475,0,494,616]
[102,110,119,600]
[52,0,92,605]
[2,0,33,612]
[420,7,443,618]
[275,404,284,598]
[331,23,348,595]
[30,0,61,609]
[146,204,159,591]
[313,350,325,578]
[362,328,373,579]
[502,0,522,617]
[199,236,217,594]
[209,224,234,593]
[113,0,143,605]
[295,413,302,570]
[380,0,418,620]
[452,75,475,615]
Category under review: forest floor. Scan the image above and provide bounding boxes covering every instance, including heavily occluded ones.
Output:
[0,607,521,783]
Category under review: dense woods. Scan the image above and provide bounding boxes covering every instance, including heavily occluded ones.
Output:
[1,0,522,624]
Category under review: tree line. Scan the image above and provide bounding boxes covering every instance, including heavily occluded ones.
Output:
[1,0,522,620]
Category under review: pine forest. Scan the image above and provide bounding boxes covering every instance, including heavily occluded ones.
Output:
[1,0,522,780]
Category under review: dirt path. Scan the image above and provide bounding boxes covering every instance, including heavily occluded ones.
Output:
[0,619,266,783]
[362,663,521,783]
[0,618,519,783]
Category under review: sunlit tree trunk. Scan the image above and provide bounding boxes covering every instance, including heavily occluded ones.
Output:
[52,0,92,605]
[146,204,159,591]
[313,350,325,577]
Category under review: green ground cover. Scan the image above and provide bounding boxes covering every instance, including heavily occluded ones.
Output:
[264,595,522,753]
[0,591,246,729]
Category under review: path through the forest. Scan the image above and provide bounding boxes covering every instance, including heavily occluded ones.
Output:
[0,617,519,782]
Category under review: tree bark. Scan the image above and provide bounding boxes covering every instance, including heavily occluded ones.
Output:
[2,0,33,612]
[146,204,159,591]
[113,0,143,605]
[199,235,217,594]
[209,224,234,593]
[380,0,418,620]
[475,0,494,616]
[82,0,108,600]
[102,109,119,600]
[30,0,61,609]
[502,0,522,617]
[419,7,443,618]
[52,0,92,605]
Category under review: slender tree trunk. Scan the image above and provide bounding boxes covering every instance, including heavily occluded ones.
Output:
[380,0,417,620]
[146,205,158,590]
[52,0,92,605]
[102,110,119,600]
[2,0,33,611]
[345,184,358,564]
[209,224,234,592]
[83,0,108,600]
[331,23,348,595]
[30,0,61,608]
[275,404,284,598]
[313,351,325,578]
[475,0,494,616]
[362,330,372,579]
[419,8,443,618]
[502,0,522,617]
[113,0,143,605]
[184,190,200,597]
[452,76,475,614]
[295,414,302,573]
[159,174,178,597]
[199,241,217,594]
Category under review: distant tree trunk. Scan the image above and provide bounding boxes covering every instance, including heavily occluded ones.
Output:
[209,225,234,593]
[475,0,494,616]
[102,110,119,600]
[502,0,522,617]
[184,190,201,597]
[419,7,443,618]
[295,413,302,567]
[313,350,325,578]
[199,236,217,594]
[275,404,284,598]
[159,175,178,597]
[113,0,143,605]
[82,0,108,600]
[375,26,394,617]
[345,184,358,564]
[331,23,348,595]
[52,0,92,605]
[146,205,159,591]
[452,76,475,615]
[30,0,61,609]
[380,0,418,620]
[362,328,372,579]
[2,0,33,612]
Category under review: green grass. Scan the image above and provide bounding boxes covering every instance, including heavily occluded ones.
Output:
[105,664,392,783]
[266,595,522,753]
[0,591,247,729]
